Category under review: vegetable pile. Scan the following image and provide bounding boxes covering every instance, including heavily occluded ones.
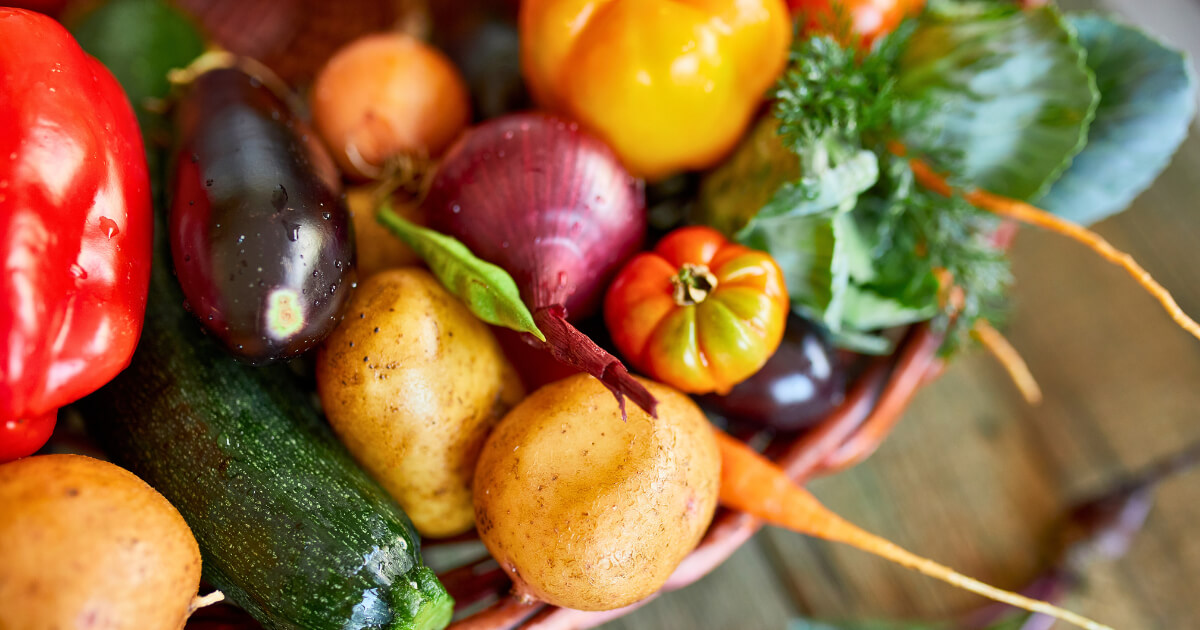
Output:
[1,1,1196,629]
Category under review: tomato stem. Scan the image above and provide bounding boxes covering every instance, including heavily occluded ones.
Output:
[671,263,718,306]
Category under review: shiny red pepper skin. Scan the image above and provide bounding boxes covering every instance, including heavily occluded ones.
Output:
[0,8,152,459]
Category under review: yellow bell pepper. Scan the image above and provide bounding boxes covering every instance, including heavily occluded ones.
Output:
[520,0,792,180]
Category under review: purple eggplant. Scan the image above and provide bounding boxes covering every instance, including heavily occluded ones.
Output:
[169,64,354,363]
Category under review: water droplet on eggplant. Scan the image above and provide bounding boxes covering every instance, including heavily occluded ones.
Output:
[272,185,288,210]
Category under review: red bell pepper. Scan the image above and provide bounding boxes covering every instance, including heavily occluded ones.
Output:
[0,8,152,460]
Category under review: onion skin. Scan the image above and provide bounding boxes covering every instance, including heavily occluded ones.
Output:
[428,112,644,318]
[426,112,655,416]
[311,33,471,179]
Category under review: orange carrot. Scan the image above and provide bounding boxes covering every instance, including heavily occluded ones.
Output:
[905,157,1200,344]
[714,429,1112,630]
[971,319,1043,405]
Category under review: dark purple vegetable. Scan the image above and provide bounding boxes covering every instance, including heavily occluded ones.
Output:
[702,314,846,431]
[170,64,354,364]
[426,112,654,416]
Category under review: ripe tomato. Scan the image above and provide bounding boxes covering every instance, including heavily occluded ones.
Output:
[788,0,926,46]
[605,227,790,395]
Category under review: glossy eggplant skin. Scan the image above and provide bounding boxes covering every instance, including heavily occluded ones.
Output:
[170,66,354,364]
[701,314,846,432]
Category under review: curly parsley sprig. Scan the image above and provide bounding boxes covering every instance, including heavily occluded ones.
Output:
[769,29,1011,353]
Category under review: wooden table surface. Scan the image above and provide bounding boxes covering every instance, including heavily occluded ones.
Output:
[607,1,1200,628]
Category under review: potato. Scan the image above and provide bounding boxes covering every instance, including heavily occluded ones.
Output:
[345,186,426,279]
[317,268,523,537]
[473,374,720,611]
[0,454,202,630]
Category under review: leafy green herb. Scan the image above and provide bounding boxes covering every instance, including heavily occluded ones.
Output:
[700,4,1067,352]
[376,203,545,341]
[856,153,1011,352]
[772,29,911,161]
[699,2,1194,354]
[1040,13,1198,225]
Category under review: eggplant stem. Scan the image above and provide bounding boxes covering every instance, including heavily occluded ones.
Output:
[167,50,307,118]
[906,157,1200,344]
[971,320,1043,405]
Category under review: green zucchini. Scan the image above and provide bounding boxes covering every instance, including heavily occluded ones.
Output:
[81,310,454,629]
[76,4,453,628]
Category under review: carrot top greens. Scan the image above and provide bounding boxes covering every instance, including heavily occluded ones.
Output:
[698,1,1196,354]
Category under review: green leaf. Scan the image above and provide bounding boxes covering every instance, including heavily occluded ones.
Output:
[739,211,846,325]
[841,282,940,332]
[752,146,880,223]
[1040,13,1197,225]
[377,204,544,341]
[896,4,1099,200]
[696,115,880,236]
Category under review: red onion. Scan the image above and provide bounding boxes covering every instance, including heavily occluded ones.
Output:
[426,112,655,416]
